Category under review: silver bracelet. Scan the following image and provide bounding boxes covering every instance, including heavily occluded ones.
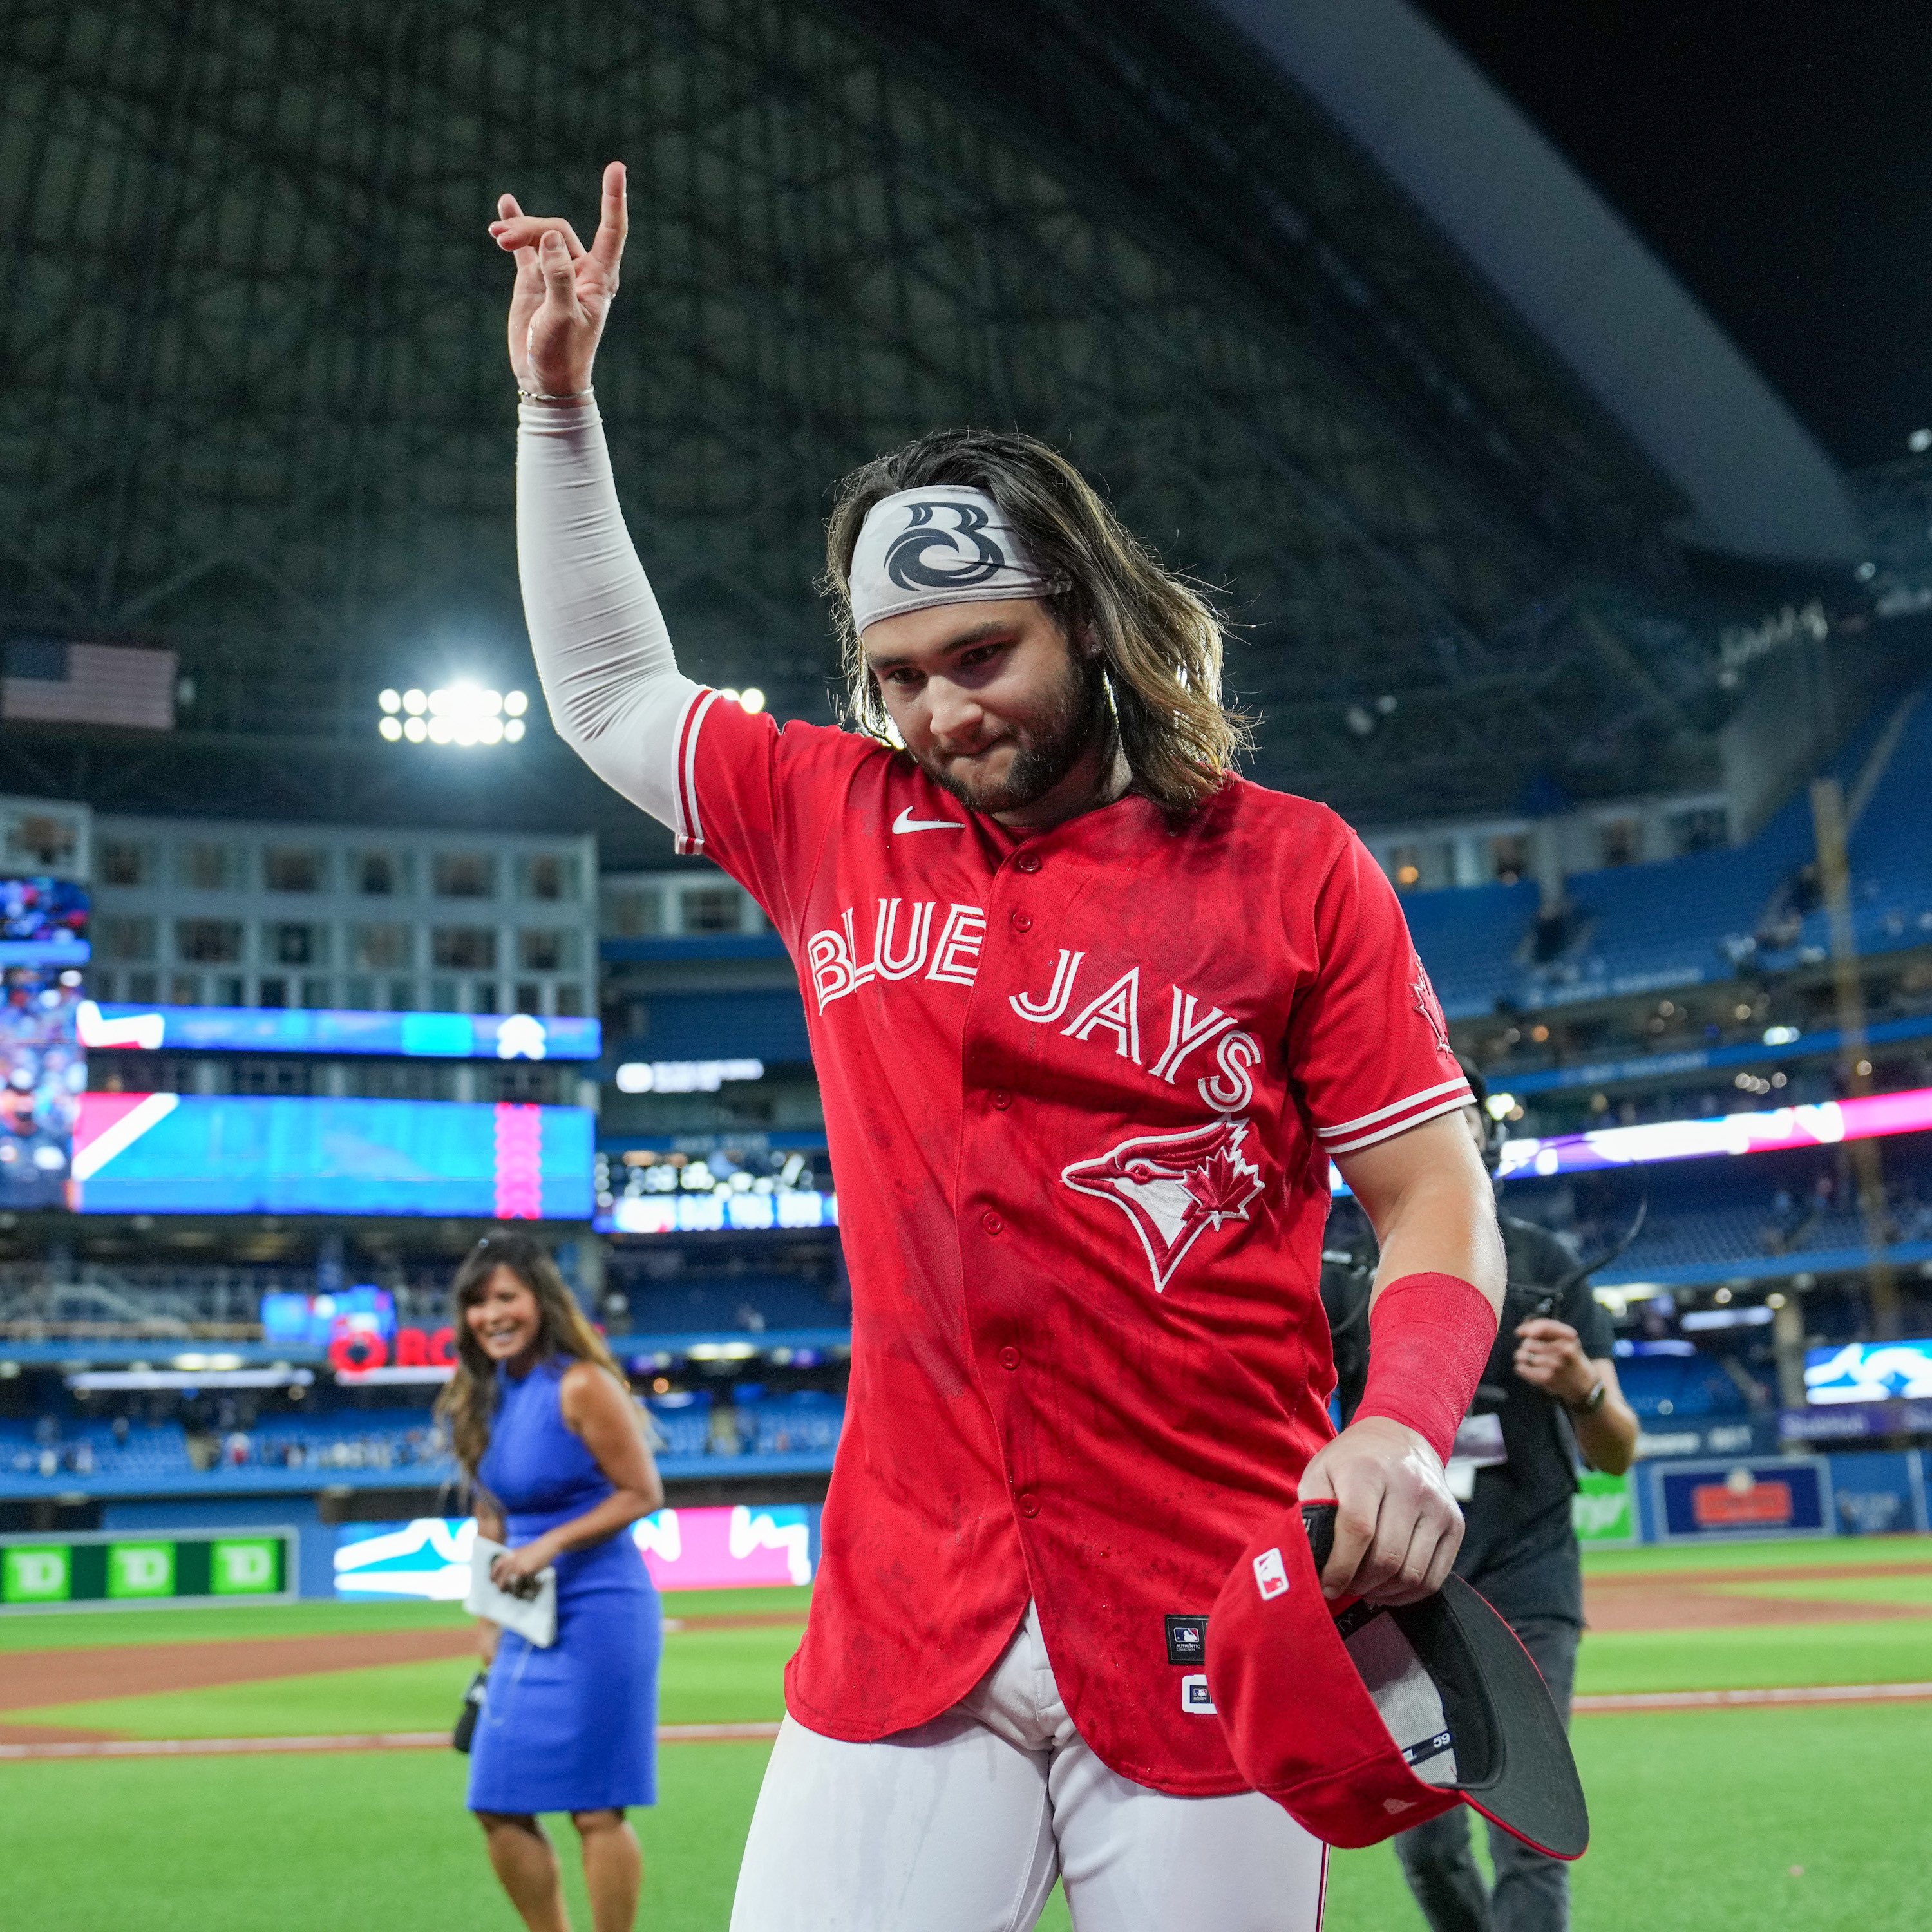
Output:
[517,384,594,404]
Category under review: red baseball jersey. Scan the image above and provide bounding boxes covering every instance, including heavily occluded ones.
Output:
[672,688,1471,1795]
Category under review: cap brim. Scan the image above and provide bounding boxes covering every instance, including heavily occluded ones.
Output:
[1392,1578,1589,1860]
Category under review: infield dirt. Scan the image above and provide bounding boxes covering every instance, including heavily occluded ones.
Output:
[4,1567,1924,1725]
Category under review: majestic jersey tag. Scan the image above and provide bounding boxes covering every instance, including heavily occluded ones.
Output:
[1164,1614,1208,1665]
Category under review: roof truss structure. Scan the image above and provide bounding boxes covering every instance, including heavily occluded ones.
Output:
[1,0,1742,849]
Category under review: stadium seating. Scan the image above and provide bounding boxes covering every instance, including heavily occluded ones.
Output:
[225,1410,449,1474]
[1399,880,1540,1019]
[1,1419,194,1481]
[1612,1349,1760,1420]
[1404,691,1932,1014]
[619,1276,846,1336]
[1768,692,1932,964]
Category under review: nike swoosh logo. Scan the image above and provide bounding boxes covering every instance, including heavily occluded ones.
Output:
[892,806,965,833]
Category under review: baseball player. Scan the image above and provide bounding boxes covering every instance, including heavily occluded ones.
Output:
[493,164,1506,1932]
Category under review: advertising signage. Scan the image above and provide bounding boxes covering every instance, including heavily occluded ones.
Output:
[80,1001,600,1062]
[0,1528,294,1611]
[335,1506,818,1600]
[1804,1338,1932,1406]
[70,1092,594,1220]
[1653,1459,1828,1540]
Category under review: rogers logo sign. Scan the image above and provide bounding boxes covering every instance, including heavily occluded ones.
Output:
[328,1325,458,1375]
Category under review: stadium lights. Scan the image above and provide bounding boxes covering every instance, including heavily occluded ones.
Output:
[378,684,530,746]
[718,687,766,714]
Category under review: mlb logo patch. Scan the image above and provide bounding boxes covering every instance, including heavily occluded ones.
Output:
[1164,1614,1208,1665]
[1180,1674,1217,1715]
[1253,1547,1289,1600]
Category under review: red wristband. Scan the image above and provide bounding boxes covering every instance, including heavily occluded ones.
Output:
[1352,1271,1499,1466]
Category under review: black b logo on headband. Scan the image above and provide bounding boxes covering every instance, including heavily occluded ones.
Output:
[884,502,1008,592]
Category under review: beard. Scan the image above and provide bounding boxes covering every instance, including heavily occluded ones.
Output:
[914,650,1106,815]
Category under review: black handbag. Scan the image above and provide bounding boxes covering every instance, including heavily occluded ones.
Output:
[452,1668,489,1753]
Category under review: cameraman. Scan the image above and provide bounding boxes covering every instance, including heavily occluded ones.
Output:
[1323,1061,1638,1932]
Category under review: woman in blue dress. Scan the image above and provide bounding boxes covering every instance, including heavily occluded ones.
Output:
[438,1232,665,1932]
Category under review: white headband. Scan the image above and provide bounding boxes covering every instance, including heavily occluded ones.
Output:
[848,486,1067,634]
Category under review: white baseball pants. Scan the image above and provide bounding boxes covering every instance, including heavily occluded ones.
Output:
[729,1602,1328,1931]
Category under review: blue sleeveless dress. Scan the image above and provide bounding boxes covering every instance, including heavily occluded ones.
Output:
[468,1356,661,1813]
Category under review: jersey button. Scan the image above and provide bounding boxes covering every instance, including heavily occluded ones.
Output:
[1010,911,1032,933]
[998,1346,1021,1370]
[1016,1492,1040,1518]
[990,1090,1012,1110]
[1014,852,1041,874]
[981,1210,1005,1235]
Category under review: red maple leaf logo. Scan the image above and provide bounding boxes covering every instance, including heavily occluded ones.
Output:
[1185,1142,1262,1226]
[1410,953,1453,1059]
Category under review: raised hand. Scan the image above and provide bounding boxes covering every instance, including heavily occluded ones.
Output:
[488,160,629,397]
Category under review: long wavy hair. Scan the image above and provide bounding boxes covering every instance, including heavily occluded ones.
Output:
[822,430,1251,813]
[433,1231,626,1484]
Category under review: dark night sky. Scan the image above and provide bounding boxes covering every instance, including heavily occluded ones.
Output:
[1411,3,1932,468]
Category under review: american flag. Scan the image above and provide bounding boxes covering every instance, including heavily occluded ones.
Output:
[1,640,176,731]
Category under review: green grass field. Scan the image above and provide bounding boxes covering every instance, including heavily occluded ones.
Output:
[2,1539,1927,1929]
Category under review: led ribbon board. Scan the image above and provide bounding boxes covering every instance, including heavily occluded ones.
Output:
[1804,1338,1932,1406]
[1493,1086,1932,1180]
[80,1002,599,1060]
[334,1505,816,1599]
[1325,1083,1932,1195]
[0,1529,295,1611]
[70,1093,595,1218]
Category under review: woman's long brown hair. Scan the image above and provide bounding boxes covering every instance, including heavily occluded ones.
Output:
[824,429,1251,812]
[434,1231,627,1483]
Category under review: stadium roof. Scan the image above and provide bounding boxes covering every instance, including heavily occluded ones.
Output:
[1217,0,1863,569]
[0,0,1865,858]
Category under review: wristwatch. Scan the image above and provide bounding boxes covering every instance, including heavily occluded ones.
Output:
[1567,1378,1607,1416]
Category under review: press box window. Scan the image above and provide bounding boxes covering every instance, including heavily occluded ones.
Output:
[97,840,154,887]
[265,922,327,967]
[519,853,580,902]
[433,852,497,899]
[603,887,662,938]
[176,842,240,891]
[263,847,325,893]
[354,849,410,896]
[6,811,79,871]
[1598,820,1642,868]
[517,929,580,972]
[350,923,413,971]
[176,919,243,965]
[97,915,157,962]
[680,887,744,933]
[433,927,498,970]
[1669,806,1730,856]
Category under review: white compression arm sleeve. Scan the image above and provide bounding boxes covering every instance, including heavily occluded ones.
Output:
[516,399,699,828]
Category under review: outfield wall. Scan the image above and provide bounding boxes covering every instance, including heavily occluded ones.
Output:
[4,1450,1924,1610]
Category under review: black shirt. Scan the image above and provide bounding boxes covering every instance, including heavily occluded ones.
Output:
[1454,1217,1616,1627]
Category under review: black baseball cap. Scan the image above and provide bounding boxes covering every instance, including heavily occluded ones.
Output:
[1208,1503,1589,1855]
